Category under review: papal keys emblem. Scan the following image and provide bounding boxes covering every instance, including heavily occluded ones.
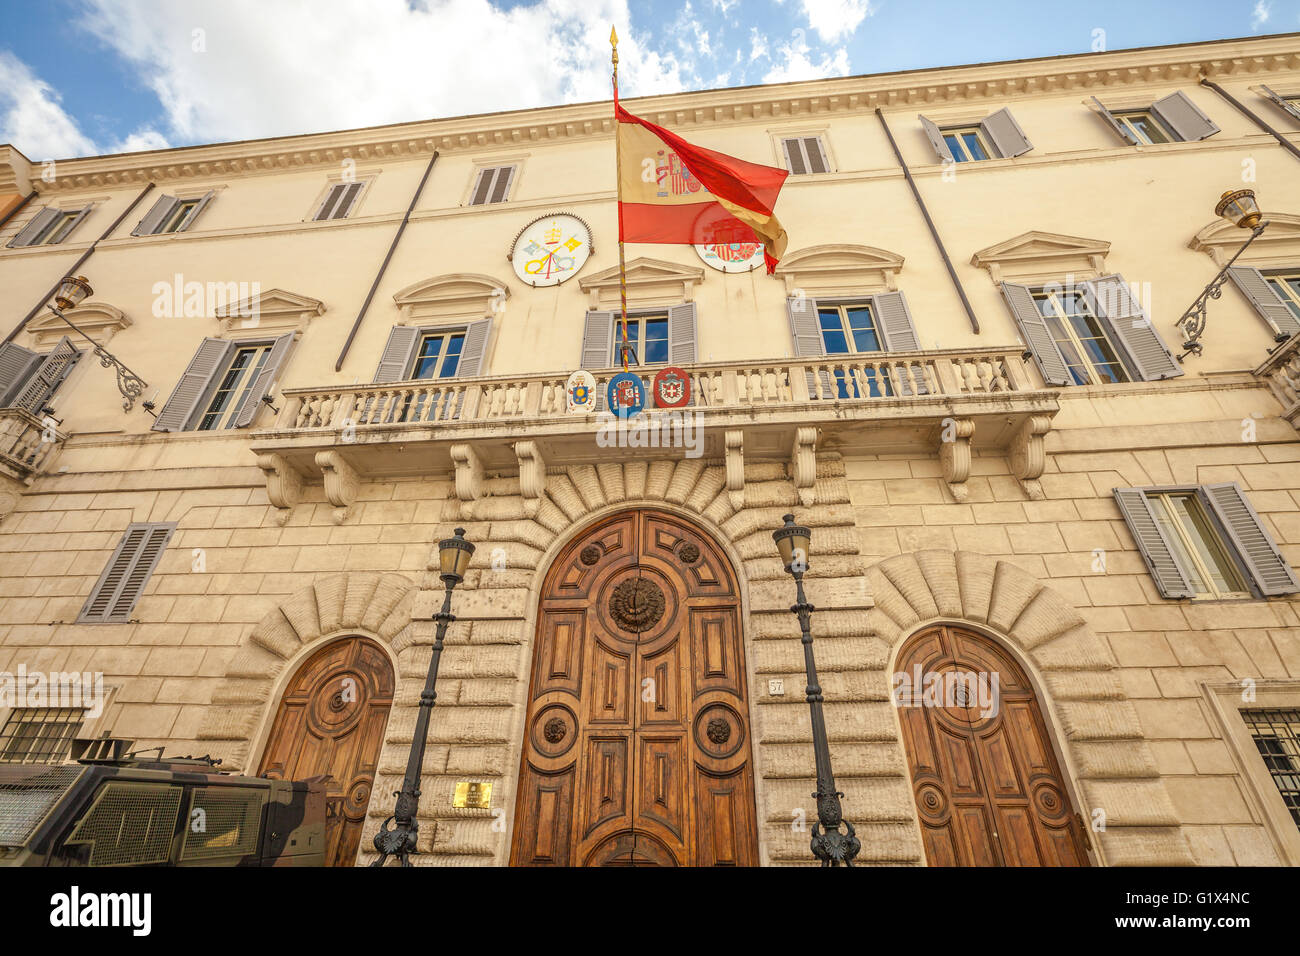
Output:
[652,366,691,409]
[566,370,597,413]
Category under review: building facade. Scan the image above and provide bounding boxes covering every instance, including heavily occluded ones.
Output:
[1,32,1300,867]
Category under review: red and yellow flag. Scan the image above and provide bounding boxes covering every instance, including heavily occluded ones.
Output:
[615,95,789,273]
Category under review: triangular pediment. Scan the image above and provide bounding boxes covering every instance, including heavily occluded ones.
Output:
[774,244,904,295]
[1190,212,1300,266]
[579,257,705,310]
[24,301,130,350]
[214,287,324,336]
[579,257,705,289]
[971,231,1111,284]
[214,288,324,319]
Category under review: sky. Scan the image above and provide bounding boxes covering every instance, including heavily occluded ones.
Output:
[0,0,1292,161]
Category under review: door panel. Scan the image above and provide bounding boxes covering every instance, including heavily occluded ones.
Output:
[511,509,758,866]
[257,636,394,867]
[898,624,1090,867]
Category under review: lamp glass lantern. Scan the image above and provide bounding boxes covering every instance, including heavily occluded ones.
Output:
[438,528,475,582]
[1215,189,1262,230]
[54,275,93,312]
[772,513,811,573]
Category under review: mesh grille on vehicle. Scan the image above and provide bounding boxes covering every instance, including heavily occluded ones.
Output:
[65,782,182,865]
[0,765,85,846]
[180,787,264,861]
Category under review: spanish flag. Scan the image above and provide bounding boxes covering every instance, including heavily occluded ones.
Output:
[615,93,789,273]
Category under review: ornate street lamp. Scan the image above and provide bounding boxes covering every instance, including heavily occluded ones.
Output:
[772,514,860,867]
[46,276,150,412]
[1176,189,1271,358]
[371,527,475,867]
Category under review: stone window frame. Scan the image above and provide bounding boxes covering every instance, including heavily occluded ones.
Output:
[1202,678,1300,865]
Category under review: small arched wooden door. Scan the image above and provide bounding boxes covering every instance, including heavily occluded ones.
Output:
[258,636,394,866]
[897,624,1091,866]
[510,509,759,866]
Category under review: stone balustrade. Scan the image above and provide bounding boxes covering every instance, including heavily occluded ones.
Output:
[1255,331,1300,428]
[0,409,66,483]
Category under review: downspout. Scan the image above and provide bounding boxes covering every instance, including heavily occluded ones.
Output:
[0,191,36,231]
[876,108,981,334]
[335,149,440,372]
[5,182,156,343]
[1199,76,1300,165]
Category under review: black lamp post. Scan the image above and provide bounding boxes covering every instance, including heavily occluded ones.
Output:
[47,276,150,412]
[371,527,475,867]
[1176,188,1272,358]
[772,514,860,867]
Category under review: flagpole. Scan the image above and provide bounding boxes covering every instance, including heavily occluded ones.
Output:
[611,26,631,373]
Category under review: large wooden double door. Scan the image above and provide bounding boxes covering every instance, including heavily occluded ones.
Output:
[258,637,394,866]
[897,624,1091,866]
[511,510,759,866]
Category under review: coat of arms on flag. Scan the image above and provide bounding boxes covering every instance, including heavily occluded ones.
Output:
[652,366,691,409]
[566,370,597,413]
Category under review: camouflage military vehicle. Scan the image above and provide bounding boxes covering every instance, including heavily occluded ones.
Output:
[0,737,325,866]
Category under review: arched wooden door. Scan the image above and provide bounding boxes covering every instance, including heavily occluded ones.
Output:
[257,636,394,866]
[897,624,1091,867]
[511,509,759,866]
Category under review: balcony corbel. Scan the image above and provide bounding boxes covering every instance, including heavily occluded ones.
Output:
[938,416,975,502]
[450,443,484,519]
[1009,413,1055,500]
[791,427,818,507]
[315,450,359,523]
[256,452,302,524]
[515,440,546,517]
[725,430,744,509]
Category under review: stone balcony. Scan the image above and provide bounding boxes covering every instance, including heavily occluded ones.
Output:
[0,408,67,486]
[1256,331,1300,429]
[250,347,1061,519]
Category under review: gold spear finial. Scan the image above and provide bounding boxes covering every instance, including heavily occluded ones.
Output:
[611,25,619,67]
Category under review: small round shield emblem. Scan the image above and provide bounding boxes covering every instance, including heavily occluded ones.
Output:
[652,366,691,409]
[606,371,645,419]
[566,370,597,413]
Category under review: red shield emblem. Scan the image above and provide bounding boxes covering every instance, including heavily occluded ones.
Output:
[652,367,691,409]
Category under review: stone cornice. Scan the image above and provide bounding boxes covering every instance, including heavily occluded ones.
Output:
[17,34,1300,193]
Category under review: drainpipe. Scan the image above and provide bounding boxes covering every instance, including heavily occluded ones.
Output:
[1199,76,1300,165]
[5,182,156,343]
[335,149,440,372]
[0,191,36,232]
[876,109,981,335]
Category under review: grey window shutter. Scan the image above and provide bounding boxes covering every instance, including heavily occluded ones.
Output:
[10,336,80,415]
[315,183,358,221]
[1226,266,1300,338]
[131,195,178,236]
[7,207,61,248]
[313,185,340,221]
[871,291,921,352]
[980,107,1033,158]
[59,206,92,242]
[1151,91,1219,142]
[1199,483,1300,596]
[667,303,698,365]
[786,295,830,397]
[335,182,364,219]
[1260,84,1300,122]
[470,168,494,205]
[373,326,422,383]
[489,166,515,203]
[79,523,176,623]
[918,115,955,162]
[781,138,807,175]
[0,342,42,406]
[1001,282,1070,386]
[1113,488,1196,599]
[176,190,215,232]
[804,137,829,173]
[1084,275,1183,381]
[231,333,294,428]
[458,318,493,377]
[581,311,616,369]
[1091,96,1136,145]
[152,337,233,432]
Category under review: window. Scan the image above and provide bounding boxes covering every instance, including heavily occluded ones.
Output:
[614,313,669,366]
[1242,709,1300,830]
[131,191,214,236]
[786,292,923,400]
[781,136,829,175]
[919,108,1033,162]
[79,522,176,623]
[468,165,516,205]
[1114,483,1300,600]
[941,126,991,162]
[817,302,892,398]
[1113,110,1172,145]
[412,330,466,379]
[1260,85,1300,123]
[6,206,91,248]
[1033,288,1130,385]
[1092,92,1219,145]
[1224,267,1300,340]
[0,337,80,414]
[313,182,364,221]
[195,343,275,431]
[0,708,84,764]
[151,335,294,433]
[1263,272,1300,321]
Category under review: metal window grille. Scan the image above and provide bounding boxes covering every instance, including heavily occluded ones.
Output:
[1242,708,1300,829]
[0,708,84,764]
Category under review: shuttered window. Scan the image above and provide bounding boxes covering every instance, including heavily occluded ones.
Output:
[152,335,294,432]
[1260,85,1300,123]
[468,166,516,205]
[1115,484,1300,600]
[373,319,493,383]
[313,182,365,221]
[6,206,91,248]
[132,191,215,236]
[1092,92,1220,145]
[780,137,829,175]
[920,108,1033,162]
[785,292,923,398]
[0,338,80,413]
[1228,267,1300,339]
[578,306,697,370]
[78,523,177,623]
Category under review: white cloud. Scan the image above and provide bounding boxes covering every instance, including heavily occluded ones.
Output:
[763,35,850,84]
[800,0,875,44]
[74,0,692,148]
[1252,0,1272,28]
[0,52,98,159]
[749,27,770,62]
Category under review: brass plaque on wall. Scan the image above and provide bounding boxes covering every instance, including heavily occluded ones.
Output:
[452,781,492,809]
